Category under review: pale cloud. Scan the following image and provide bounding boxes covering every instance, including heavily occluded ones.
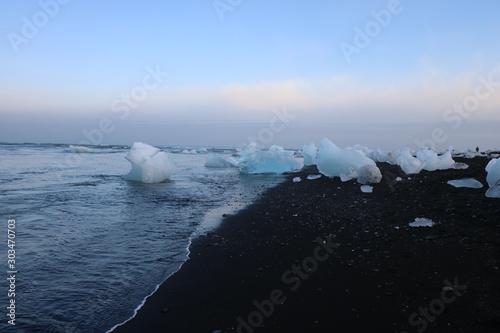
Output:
[142,69,500,125]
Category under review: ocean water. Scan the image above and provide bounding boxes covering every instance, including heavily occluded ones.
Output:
[0,143,285,333]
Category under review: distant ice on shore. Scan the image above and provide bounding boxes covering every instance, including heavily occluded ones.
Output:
[236,143,303,174]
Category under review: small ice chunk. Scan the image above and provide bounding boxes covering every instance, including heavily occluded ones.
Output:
[307,174,321,180]
[485,186,500,198]
[486,158,500,187]
[447,178,483,189]
[357,164,382,184]
[302,143,317,166]
[124,142,174,183]
[465,151,476,159]
[293,177,301,183]
[396,177,403,181]
[409,217,435,227]
[451,162,469,170]
[360,185,373,193]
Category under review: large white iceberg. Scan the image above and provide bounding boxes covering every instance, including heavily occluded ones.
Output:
[302,143,317,166]
[237,143,303,174]
[416,148,455,171]
[124,142,174,183]
[397,149,426,175]
[316,138,380,182]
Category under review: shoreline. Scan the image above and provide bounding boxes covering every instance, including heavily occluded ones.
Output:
[113,156,500,333]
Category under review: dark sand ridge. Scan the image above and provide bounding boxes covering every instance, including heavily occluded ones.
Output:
[113,155,500,333]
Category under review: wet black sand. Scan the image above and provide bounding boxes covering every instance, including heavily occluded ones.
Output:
[113,155,500,333]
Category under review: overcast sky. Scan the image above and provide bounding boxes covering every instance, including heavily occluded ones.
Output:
[1,0,499,150]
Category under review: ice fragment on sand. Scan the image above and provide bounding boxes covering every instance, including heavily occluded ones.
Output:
[451,162,469,170]
[124,142,174,183]
[307,174,321,180]
[447,178,483,189]
[293,177,301,183]
[408,217,435,227]
[302,143,317,166]
[317,138,379,180]
[360,185,373,193]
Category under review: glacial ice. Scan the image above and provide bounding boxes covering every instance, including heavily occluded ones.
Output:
[204,155,233,168]
[465,150,479,158]
[357,164,382,184]
[124,142,174,183]
[451,162,469,170]
[486,158,500,187]
[360,185,373,193]
[302,143,317,166]
[416,148,455,171]
[237,143,303,174]
[397,149,426,175]
[409,217,435,227]
[317,138,379,181]
[293,177,301,183]
[368,149,389,163]
[307,174,322,180]
[447,178,484,189]
[486,186,500,198]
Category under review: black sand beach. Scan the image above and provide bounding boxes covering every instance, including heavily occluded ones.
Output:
[114,155,500,333]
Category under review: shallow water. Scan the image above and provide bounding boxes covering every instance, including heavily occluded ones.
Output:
[0,143,284,332]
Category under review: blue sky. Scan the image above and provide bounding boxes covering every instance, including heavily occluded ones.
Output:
[1,0,499,150]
